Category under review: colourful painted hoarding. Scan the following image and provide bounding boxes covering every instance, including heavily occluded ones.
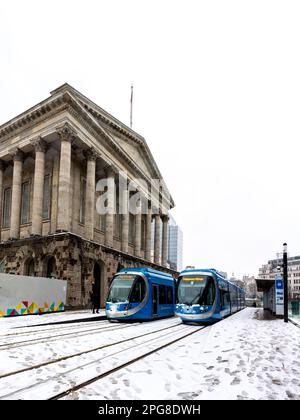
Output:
[0,273,67,317]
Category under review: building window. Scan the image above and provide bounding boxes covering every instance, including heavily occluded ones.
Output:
[21,182,30,224]
[47,257,56,278]
[25,258,35,277]
[42,175,51,220]
[79,178,86,224]
[113,189,121,239]
[141,218,146,250]
[114,214,122,239]
[100,214,106,232]
[2,188,12,228]
[129,213,135,244]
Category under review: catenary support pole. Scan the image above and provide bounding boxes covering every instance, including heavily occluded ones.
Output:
[283,242,288,323]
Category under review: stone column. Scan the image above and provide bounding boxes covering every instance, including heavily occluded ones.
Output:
[31,138,47,236]
[121,187,129,253]
[105,168,115,247]
[56,123,74,232]
[10,149,23,239]
[161,214,169,267]
[85,148,97,241]
[0,161,4,241]
[134,198,142,257]
[154,213,161,265]
[145,203,152,261]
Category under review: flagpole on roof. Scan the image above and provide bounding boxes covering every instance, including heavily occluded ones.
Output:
[130,83,133,129]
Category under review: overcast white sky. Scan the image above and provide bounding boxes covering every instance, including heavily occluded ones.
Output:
[1,0,300,277]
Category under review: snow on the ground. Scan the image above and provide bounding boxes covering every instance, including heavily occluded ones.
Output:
[0,317,181,398]
[0,308,299,400]
[0,309,105,331]
[0,321,192,400]
[65,308,300,401]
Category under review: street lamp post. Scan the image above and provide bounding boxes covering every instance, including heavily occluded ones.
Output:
[283,242,288,323]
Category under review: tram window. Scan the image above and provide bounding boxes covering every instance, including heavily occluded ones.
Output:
[166,286,173,304]
[220,289,224,308]
[158,285,173,305]
[220,289,230,309]
[230,288,238,307]
[130,277,146,303]
[199,277,215,306]
[159,285,173,305]
[225,292,230,305]
[159,285,167,304]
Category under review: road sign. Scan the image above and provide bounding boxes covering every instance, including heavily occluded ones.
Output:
[275,273,284,316]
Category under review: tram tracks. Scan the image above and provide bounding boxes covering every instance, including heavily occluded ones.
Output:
[0,322,179,381]
[0,321,116,351]
[0,319,109,338]
[0,322,208,400]
[0,322,130,350]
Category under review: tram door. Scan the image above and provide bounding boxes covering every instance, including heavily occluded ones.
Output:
[152,284,159,316]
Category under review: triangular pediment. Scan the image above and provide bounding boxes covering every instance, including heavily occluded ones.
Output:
[60,85,162,180]
[104,131,155,179]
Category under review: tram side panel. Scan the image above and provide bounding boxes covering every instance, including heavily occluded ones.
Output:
[218,281,231,319]
[229,284,238,314]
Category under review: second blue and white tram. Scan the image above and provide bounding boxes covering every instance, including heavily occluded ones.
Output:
[175,268,245,323]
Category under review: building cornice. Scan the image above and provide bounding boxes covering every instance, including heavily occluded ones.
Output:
[0,100,70,143]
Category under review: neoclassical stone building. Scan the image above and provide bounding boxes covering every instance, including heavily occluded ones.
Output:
[0,84,176,308]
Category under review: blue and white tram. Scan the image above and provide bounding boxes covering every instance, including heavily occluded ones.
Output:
[106,267,175,321]
[175,268,245,324]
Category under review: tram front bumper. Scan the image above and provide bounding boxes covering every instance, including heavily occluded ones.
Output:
[106,303,129,318]
[175,304,214,320]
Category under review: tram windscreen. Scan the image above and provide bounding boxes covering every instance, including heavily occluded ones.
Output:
[177,275,216,305]
[107,274,146,303]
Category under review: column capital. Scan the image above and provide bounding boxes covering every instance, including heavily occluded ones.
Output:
[56,122,76,143]
[162,214,170,223]
[31,137,47,153]
[10,148,24,162]
[84,147,99,162]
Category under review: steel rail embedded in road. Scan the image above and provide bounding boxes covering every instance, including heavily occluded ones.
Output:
[0,319,109,338]
[0,322,133,351]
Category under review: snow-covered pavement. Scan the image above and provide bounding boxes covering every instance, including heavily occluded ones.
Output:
[63,308,300,400]
[0,308,299,400]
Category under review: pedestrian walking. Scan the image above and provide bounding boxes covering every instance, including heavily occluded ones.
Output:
[90,283,100,314]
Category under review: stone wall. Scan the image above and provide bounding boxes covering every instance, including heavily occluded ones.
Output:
[0,232,178,309]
